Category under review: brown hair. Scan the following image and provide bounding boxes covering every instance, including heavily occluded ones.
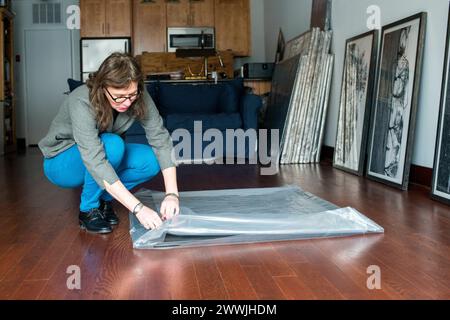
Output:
[86,52,147,132]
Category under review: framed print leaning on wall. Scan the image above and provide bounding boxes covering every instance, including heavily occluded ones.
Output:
[432,7,450,204]
[366,12,427,190]
[333,30,378,176]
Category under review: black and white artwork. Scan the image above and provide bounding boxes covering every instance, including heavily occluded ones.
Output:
[333,30,378,175]
[367,13,427,190]
[432,7,450,204]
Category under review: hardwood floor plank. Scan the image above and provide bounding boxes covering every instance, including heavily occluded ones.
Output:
[0,244,30,281]
[25,214,81,281]
[0,280,20,299]
[86,226,134,299]
[242,265,287,300]
[233,243,265,267]
[2,210,71,284]
[270,241,309,264]
[273,276,317,300]
[288,262,345,300]
[299,242,374,299]
[311,237,400,299]
[37,233,95,299]
[254,243,296,277]
[364,239,447,299]
[65,232,114,300]
[192,247,229,299]
[213,246,258,299]
[164,249,202,300]
[11,280,47,300]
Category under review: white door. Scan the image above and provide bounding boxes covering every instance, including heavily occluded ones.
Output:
[25,29,73,145]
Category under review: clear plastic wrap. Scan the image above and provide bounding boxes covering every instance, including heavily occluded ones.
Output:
[129,186,384,249]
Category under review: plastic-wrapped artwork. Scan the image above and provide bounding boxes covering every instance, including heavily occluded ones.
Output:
[129,186,383,249]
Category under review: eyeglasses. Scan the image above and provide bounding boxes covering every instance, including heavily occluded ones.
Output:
[104,87,140,103]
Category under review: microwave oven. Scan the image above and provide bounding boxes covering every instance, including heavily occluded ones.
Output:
[167,27,215,52]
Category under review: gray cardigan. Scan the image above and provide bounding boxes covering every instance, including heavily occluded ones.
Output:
[38,85,175,189]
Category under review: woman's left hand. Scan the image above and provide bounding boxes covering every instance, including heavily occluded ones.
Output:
[160,194,180,221]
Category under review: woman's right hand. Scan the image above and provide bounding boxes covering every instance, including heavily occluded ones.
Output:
[135,206,163,230]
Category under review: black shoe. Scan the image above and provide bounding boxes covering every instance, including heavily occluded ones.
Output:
[79,208,112,234]
[100,200,119,225]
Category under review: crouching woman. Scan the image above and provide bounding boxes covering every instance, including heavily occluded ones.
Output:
[38,52,179,234]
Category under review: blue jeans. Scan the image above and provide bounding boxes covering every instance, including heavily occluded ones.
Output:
[43,133,160,212]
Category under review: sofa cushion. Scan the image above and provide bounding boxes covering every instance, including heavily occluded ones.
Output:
[225,77,245,96]
[217,83,239,114]
[146,82,159,105]
[216,78,244,113]
[165,113,242,132]
[157,82,243,116]
[67,78,84,92]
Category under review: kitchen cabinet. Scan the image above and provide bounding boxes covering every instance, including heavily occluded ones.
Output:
[132,0,167,55]
[189,0,215,26]
[0,8,15,154]
[166,0,189,27]
[116,0,250,57]
[214,0,250,56]
[80,0,132,37]
[166,0,214,27]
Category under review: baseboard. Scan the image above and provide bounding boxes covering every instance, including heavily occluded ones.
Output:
[409,164,433,188]
[17,138,26,153]
[320,145,432,188]
[320,145,334,165]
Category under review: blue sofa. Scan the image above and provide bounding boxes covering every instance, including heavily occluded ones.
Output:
[66,78,262,160]
[126,79,262,160]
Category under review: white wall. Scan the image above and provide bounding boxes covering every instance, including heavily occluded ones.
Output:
[264,0,312,62]
[329,0,449,168]
[12,0,80,141]
[235,0,267,69]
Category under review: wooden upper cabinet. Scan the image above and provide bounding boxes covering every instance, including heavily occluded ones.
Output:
[106,0,132,36]
[132,0,167,55]
[80,0,131,38]
[167,0,214,27]
[80,0,106,37]
[190,0,214,26]
[215,0,251,56]
[166,0,190,27]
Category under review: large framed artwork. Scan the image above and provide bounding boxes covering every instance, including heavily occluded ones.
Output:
[333,30,378,176]
[367,12,427,190]
[432,7,450,204]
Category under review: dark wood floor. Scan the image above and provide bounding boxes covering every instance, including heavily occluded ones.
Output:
[1,147,450,300]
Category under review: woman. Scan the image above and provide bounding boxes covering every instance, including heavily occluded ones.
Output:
[39,52,179,234]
